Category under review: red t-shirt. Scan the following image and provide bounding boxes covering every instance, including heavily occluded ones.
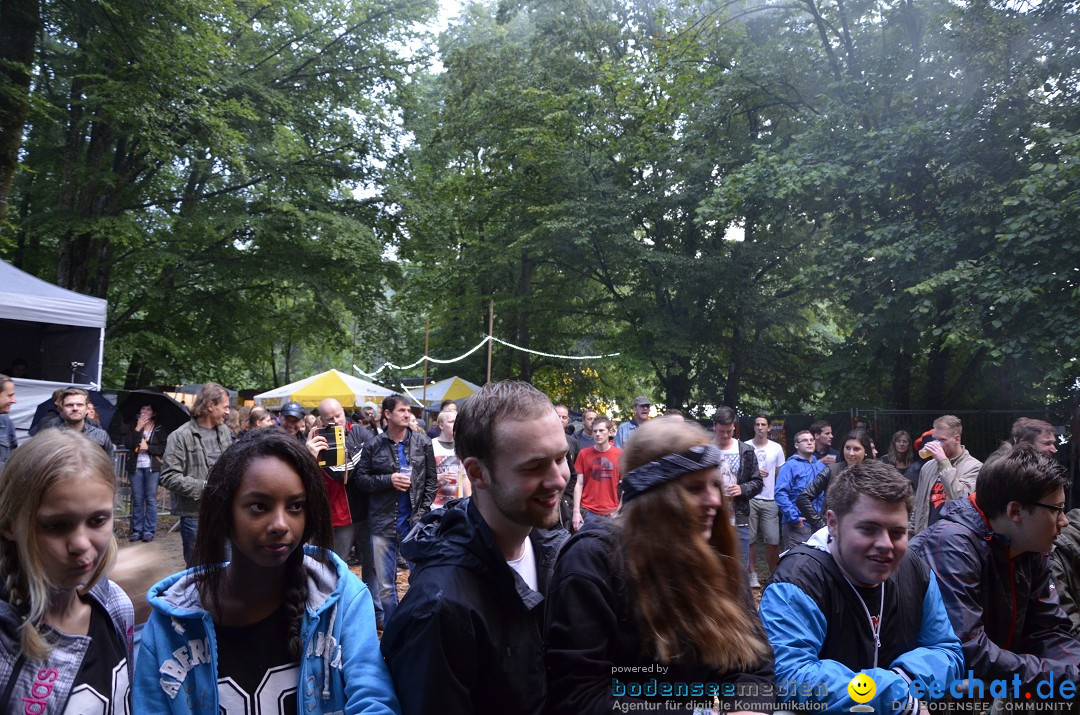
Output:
[574,445,623,515]
[323,424,354,528]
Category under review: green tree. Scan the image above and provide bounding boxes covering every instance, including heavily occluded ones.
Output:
[7,0,436,388]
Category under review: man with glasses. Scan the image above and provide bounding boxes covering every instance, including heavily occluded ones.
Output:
[775,430,828,550]
[910,442,1080,692]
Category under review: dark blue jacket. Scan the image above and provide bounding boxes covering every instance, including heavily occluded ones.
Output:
[382,498,567,715]
[910,495,1080,685]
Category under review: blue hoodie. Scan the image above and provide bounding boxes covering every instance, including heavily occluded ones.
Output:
[775,453,826,525]
[133,546,401,715]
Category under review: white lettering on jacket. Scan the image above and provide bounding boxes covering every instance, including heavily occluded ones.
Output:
[159,638,212,698]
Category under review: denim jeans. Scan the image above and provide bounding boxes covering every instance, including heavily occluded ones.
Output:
[130,468,159,539]
[180,516,199,567]
[783,520,812,551]
[353,520,382,625]
[371,533,400,626]
[332,524,356,561]
[736,523,751,571]
[582,508,612,527]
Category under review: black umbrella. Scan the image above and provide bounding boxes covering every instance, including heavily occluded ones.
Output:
[28,390,117,436]
[112,390,190,436]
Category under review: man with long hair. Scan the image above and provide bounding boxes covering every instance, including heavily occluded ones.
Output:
[761,460,963,713]
[160,382,232,565]
[381,381,569,715]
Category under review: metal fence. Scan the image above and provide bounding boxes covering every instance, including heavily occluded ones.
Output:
[112,447,132,518]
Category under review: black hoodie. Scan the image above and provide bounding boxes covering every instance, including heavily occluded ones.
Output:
[381,498,568,715]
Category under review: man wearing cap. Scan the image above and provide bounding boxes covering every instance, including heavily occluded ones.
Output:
[613,396,650,449]
[279,400,307,441]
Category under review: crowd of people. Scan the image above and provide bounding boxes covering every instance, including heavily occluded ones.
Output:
[0,371,1078,713]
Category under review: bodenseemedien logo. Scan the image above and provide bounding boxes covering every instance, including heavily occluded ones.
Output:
[847,673,876,712]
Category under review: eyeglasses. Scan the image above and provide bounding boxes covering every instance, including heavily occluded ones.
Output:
[1030,502,1066,517]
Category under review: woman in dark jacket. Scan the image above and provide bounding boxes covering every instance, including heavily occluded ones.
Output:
[544,418,774,714]
[123,403,168,541]
[796,428,874,529]
[880,429,915,471]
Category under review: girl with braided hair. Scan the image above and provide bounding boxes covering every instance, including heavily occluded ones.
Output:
[134,428,400,714]
[0,429,134,712]
[544,417,774,714]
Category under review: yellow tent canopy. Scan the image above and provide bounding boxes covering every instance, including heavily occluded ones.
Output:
[408,376,482,407]
[254,369,395,409]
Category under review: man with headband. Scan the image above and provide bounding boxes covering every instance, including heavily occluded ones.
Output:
[381,381,570,715]
[760,460,962,713]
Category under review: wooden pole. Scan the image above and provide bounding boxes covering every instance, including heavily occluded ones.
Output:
[486,299,494,384]
[422,315,430,408]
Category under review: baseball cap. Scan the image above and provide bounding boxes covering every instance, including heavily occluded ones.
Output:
[633,396,651,407]
[280,401,305,419]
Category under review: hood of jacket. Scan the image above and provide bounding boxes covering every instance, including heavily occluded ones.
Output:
[937,494,999,543]
[805,525,831,552]
[147,544,345,618]
[401,497,567,601]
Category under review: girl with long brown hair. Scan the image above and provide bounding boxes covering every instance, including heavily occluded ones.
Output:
[544,418,773,714]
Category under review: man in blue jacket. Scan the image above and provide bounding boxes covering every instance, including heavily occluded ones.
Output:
[775,430,827,549]
[761,460,963,713]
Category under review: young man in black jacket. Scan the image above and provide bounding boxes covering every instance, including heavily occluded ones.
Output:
[356,394,436,627]
[381,380,570,715]
[712,406,762,576]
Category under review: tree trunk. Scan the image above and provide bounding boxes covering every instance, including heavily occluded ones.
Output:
[890,343,913,410]
[723,318,745,408]
[923,336,950,410]
[0,0,40,227]
[515,257,534,382]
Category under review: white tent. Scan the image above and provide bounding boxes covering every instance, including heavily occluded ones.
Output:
[0,260,107,386]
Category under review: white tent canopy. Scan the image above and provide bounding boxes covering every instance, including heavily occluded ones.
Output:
[0,260,107,386]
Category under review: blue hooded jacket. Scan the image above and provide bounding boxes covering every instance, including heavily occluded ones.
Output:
[133,546,400,715]
[775,454,827,525]
[761,527,963,713]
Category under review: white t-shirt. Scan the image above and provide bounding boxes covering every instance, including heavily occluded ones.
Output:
[507,537,538,592]
[745,438,785,500]
[718,444,741,524]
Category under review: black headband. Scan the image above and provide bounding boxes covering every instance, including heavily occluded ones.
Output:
[622,444,722,503]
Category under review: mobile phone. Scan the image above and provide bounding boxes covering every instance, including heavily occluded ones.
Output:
[317,426,345,468]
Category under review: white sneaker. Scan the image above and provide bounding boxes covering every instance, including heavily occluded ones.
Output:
[749,572,760,589]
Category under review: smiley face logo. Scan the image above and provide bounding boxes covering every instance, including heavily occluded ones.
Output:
[848,673,876,704]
